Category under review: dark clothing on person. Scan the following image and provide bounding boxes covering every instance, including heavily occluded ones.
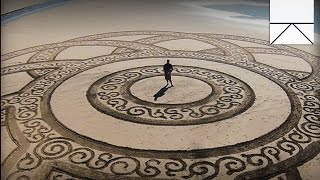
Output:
[165,73,171,80]
[163,63,173,73]
[163,63,173,80]
[163,62,174,86]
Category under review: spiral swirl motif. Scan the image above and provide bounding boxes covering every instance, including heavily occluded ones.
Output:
[87,65,255,125]
[1,31,319,179]
[34,138,73,160]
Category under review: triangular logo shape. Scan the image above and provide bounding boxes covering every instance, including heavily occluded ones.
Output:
[272,24,313,44]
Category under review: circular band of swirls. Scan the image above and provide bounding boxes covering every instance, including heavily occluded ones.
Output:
[44,59,302,159]
[87,65,255,125]
[2,31,319,179]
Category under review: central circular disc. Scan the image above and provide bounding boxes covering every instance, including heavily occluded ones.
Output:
[130,76,213,104]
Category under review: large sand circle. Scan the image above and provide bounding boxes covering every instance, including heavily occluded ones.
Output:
[50,58,292,151]
[86,65,255,125]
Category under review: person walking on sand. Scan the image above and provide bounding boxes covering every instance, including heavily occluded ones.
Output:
[163,59,174,87]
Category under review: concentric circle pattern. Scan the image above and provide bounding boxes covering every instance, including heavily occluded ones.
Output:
[87,65,255,125]
[1,31,320,179]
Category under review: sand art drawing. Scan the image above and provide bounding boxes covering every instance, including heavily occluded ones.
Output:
[1,31,319,179]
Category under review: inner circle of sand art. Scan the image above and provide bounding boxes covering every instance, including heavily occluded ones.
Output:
[129,74,213,104]
[87,65,255,125]
[1,31,319,179]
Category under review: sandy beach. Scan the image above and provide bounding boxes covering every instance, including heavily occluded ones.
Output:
[1,0,319,179]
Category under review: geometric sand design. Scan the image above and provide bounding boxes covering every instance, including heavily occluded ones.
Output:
[1,31,319,179]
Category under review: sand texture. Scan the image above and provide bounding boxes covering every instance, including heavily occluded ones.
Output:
[1,0,320,179]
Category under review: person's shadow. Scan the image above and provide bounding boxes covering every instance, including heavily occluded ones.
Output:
[154,85,171,101]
